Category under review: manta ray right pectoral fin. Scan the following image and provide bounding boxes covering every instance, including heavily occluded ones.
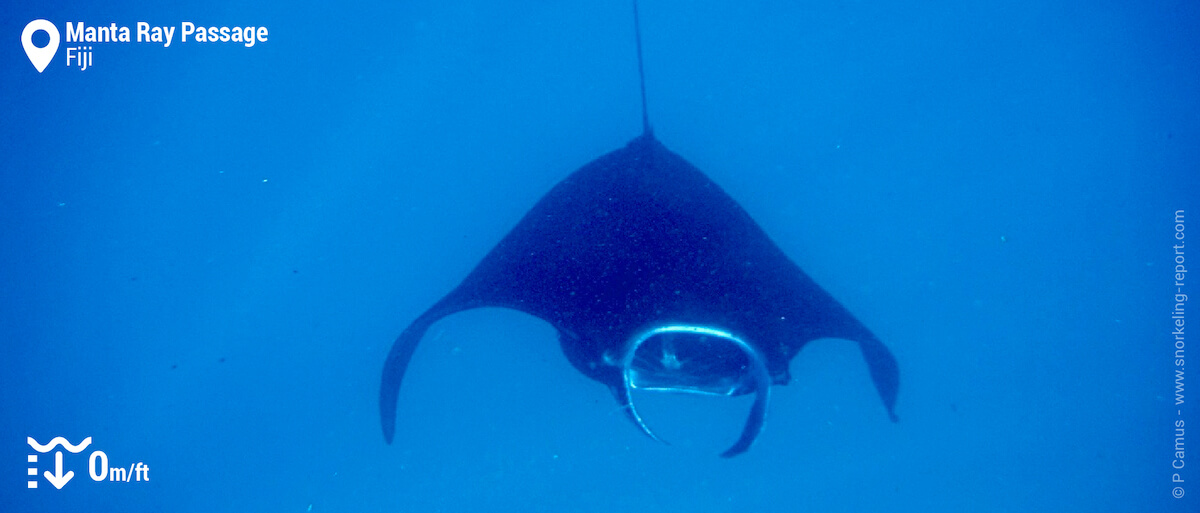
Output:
[853,334,900,422]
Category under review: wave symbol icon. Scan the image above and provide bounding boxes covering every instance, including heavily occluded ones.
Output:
[27,437,92,453]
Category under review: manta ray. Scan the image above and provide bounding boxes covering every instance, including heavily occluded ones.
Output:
[379,1,899,457]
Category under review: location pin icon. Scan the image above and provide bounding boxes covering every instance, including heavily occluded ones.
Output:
[22,20,60,73]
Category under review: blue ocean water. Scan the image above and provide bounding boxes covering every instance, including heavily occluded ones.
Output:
[2,1,1197,511]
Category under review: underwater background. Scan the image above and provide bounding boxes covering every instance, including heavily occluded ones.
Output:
[2,1,1197,511]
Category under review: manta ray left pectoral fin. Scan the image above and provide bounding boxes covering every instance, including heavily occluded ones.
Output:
[379,296,474,444]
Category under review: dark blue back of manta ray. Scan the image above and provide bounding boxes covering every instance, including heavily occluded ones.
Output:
[380,132,899,448]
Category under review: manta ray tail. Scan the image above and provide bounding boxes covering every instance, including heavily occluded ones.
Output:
[633,0,651,136]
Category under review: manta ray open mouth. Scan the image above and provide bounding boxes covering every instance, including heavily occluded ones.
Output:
[619,325,772,457]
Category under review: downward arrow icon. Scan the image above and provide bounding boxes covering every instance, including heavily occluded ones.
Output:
[43,451,74,489]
